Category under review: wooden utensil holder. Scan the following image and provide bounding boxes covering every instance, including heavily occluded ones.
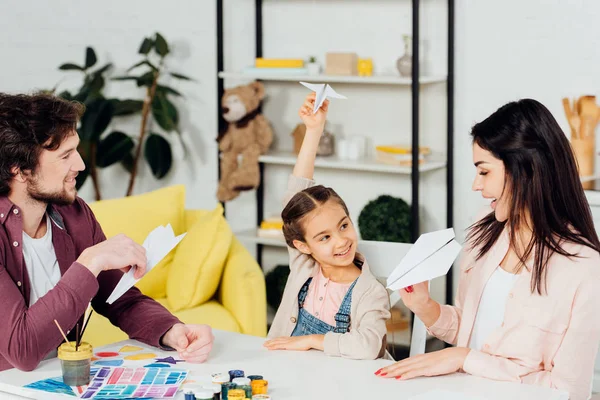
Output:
[571,134,595,189]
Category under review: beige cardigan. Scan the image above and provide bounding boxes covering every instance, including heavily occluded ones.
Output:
[267,175,391,360]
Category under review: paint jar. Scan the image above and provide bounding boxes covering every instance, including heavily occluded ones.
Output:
[232,377,251,386]
[228,370,244,381]
[184,389,197,400]
[247,375,263,381]
[212,372,230,385]
[238,384,252,398]
[57,342,93,386]
[195,389,215,400]
[227,389,246,400]
[221,382,237,400]
[203,383,222,400]
[251,379,268,395]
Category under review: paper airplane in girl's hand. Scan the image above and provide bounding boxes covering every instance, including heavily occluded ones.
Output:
[106,224,186,304]
[386,228,462,291]
[299,81,347,114]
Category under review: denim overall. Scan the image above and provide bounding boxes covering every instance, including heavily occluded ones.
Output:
[291,277,358,336]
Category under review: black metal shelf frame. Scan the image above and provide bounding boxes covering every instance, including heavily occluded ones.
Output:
[216,0,455,305]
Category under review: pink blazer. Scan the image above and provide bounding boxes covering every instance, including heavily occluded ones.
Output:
[429,222,600,400]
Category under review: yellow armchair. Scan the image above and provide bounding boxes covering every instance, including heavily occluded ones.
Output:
[81,185,267,347]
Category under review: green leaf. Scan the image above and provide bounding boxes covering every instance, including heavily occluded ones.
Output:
[121,152,135,173]
[59,63,84,71]
[156,84,182,97]
[144,133,172,178]
[111,99,144,116]
[75,164,90,190]
[154,33,169,57]
[75,139,92,189]
[138,37,154,55]
[57,91,73,101]
[137,71,155,87]
[128,60,158,72]
[151,93,178,132]
[86,74,105,96]
[112,76,138,82]
[79,98,115,142]
[169,72,193,81]
[92,63,113,76]
[96,131,135,168]
[85,47,97,69]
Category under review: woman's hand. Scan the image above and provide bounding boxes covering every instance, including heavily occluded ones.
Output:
[374,347,471,380]
[399,281,431,314]
[298,93,329,133]
[399,281,441,327]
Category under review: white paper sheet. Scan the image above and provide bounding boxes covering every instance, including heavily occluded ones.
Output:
[106,224,186,304]
[299,81,347,113]
[386,228,462,291]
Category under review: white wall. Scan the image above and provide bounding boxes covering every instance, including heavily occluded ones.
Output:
[2,0,600,298]
[0,0,219,210]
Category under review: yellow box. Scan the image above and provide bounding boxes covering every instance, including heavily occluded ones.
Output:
[255,58,304,68]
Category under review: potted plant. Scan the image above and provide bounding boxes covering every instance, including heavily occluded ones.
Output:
[307,56,320,75]
[52,33,193,199]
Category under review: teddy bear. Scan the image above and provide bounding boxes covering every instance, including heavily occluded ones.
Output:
[217,81,273,202]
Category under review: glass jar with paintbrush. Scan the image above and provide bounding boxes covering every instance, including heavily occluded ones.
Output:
[54,311,94,386]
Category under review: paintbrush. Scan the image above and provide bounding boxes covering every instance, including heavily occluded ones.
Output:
[54,319,75,349]
[75,323,80,351]
[78,309,94,347]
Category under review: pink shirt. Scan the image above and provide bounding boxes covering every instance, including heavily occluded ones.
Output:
[428,220,600,400]
[303,266,352,326]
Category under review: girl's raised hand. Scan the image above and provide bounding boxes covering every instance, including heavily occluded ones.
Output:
[298,93,329,133]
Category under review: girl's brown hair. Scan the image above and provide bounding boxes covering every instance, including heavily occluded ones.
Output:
[281,185,350,247]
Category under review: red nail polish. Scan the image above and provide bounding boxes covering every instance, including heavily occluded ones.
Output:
[395,376,402,380]
[380,372,387,376]
[405,286,413,293]
[374,368,382,375]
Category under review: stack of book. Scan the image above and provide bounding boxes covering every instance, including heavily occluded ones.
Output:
[375,145,431,166]
[243,58,308,76]
[257,217,284,240]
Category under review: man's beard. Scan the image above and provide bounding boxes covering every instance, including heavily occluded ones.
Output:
[27,177,76,206]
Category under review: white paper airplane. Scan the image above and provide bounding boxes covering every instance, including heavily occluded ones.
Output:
[386,228,462,291]
[106,224,186,304]
[299,81,347,114]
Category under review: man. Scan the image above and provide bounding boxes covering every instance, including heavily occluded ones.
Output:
[0,93,213,371]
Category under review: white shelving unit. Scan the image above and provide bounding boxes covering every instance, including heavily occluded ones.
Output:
[260,151,447,174]
[218,71,447,86]
[216,0,455,348]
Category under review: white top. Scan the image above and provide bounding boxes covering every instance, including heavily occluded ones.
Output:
[22,214,61,307]
[0,332,569,400]
[469,266,519,351]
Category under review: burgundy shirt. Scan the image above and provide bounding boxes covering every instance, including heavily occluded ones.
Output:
[0,196,181,371]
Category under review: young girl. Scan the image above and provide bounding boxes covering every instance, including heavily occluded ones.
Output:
[376,99,600,400]
[264,93,391,360]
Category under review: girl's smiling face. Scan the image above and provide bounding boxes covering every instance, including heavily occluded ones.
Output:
[293,200,358,267]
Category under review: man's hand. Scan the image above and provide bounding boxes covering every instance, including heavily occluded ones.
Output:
[263,335,323,351]
[162,324,214,363]
[76,234,147,278]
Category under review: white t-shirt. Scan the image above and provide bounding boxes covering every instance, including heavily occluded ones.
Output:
[22,214,61,307]
[469,266,519,351]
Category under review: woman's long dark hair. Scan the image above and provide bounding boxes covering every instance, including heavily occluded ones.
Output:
[467,99,600,294]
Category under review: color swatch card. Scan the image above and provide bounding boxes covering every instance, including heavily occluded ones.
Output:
[80,367,188,399]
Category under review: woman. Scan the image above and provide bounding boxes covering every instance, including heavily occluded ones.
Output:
[376,99,600,400]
